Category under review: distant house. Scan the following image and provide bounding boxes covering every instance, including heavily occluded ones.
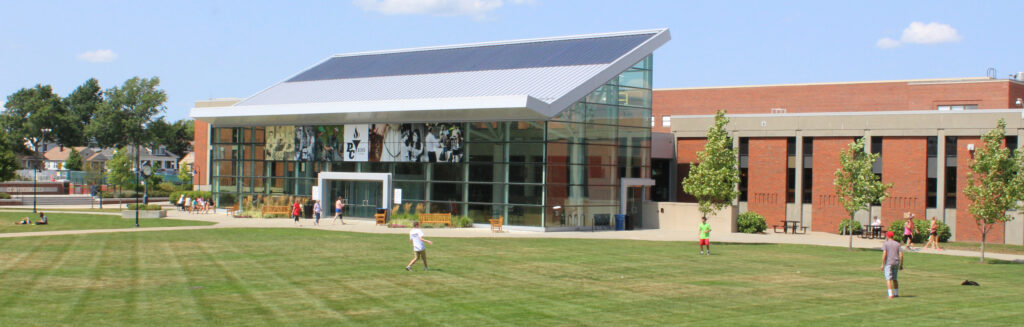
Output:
[179,152,194,173]
[42,147,94,171]
[120,146,181,173]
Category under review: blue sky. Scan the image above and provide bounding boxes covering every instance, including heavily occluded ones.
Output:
[2,0,1022,121]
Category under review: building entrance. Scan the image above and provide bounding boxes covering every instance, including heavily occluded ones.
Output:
[317,172,392,219]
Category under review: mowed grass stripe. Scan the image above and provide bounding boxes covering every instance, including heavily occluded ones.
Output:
[0,229,1022,326]
[62,234,110,322]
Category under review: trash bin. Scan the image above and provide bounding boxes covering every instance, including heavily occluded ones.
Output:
[614,214,626,231]
[376,208,387,214]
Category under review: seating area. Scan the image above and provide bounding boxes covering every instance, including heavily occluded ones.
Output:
[489,216,503,233]
[261,205,291,217]
[772,220,808,234]
[418,213,452,227]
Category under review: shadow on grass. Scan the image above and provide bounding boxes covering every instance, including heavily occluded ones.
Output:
[986,259,1024,265]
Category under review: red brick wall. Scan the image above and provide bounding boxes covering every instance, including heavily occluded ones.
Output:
[812,137,855,233]
[676,138,707,164]
[1010,82,1024,108]
[194,120,209,186]
[880,137,928,226]
[652,80,1016,133]
[747,138,788,225]
[956,137,1006,243]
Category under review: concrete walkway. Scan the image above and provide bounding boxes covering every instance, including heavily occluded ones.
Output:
[2,205,1022,262]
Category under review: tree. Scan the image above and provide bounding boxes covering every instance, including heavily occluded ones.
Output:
[86,77,167,148]
[178,163,193,185]
[63,78,103,146]
[65,148,83,171]
[105,148,136,190]
[682,110,740,219]
[963,119,1024,262]
[0,84,69,153]
[834,136,892,250]
[0,142,18,181]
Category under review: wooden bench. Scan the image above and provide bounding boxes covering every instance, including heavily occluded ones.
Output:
[226,203,239,216]
[261,205,291,217]
[418,213,452,227]
[489,216,503,233]
[375,213,387,226]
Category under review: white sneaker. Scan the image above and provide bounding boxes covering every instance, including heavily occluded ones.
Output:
[700,251,704,255]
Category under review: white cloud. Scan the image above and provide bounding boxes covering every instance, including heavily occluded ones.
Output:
[876,21,962,49]
[77,49,118,63]
[352,0,529,19]
[899,21,962,44]
[875,37,901,49]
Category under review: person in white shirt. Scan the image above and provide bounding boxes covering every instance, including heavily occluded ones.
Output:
[425,126,440,162]
[406,221,434,271]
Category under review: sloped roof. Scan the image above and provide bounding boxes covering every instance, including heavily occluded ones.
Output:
[192,29,670,126]
[43,147,91,161]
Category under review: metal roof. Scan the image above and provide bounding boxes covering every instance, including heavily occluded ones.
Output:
[193,29,670,126]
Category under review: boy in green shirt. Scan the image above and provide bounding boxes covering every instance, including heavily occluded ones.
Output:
[698,217,712,255]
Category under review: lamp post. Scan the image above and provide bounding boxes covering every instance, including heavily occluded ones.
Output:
[32,128,52,213]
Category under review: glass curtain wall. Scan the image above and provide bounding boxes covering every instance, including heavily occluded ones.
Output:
[210,55,653,228]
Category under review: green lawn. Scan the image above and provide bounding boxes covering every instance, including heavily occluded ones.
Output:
[940,241,1024,255]
[0,211,214,233]
[0,229,1021,326]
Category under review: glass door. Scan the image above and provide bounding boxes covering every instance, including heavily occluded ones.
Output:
[626,186,644,230]
[329,180,383,218]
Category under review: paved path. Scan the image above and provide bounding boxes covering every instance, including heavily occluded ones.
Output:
[2,206,1022,262]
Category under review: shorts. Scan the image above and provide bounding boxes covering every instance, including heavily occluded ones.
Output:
[315,213,321,219]
[699,238,710,246]
[884,265,898,281]
[293,214,300,221]
[335,209,342,214]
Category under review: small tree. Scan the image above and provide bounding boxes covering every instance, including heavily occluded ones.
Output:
[0,143,18,181]
[834,136,892,250]
[964,119,1024,262]
[178,163,193,185]
[105,148,136,190]
[65,148,83,171]
[682,110,740,219]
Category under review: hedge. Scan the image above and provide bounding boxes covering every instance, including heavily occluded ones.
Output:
[127,204,163,210]
[737,211,767,233]
[888,219,951,243]
[838,219,863,235]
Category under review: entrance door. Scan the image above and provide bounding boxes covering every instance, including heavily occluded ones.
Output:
[626,186,644,230]
[331,180,383,218]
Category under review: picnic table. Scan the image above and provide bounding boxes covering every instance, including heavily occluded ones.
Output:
[773,220,806,234]
[862,225,884,239]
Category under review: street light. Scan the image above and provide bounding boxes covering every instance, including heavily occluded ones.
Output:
[33,128,52,213]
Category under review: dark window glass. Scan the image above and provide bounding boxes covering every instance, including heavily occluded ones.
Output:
[787,137,796,156]
[787,168,795,203]
[926,177,937,208]
[430,182,462,202]
[508,184,543,205]
[945,166,957,208]
[802,167,813,201]
[739,168,748,201]
[927,136,937,156]
[431,163,463,181]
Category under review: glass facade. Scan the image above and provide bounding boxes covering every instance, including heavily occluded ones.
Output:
[210,55,653,229]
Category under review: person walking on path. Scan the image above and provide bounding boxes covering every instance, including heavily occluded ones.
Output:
[406,221,433,271]
[882,231,904,298]
[903,213,915,250]
[698,217,712,255]
[312,200,321,226]
[292,200,302,227]
[924,217,942,251]
[331,197,346,225]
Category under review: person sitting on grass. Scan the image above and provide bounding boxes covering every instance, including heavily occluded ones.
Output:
[15,217,30,225]
[35,212,48,225]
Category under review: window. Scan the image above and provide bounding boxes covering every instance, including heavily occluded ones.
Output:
[650,116,655,127]
[937,104,978,111]
[661,115,671,127]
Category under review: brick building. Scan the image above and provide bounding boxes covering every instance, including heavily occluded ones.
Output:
[654,77,1024,244]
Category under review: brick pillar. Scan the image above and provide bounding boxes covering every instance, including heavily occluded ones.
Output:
[880,137,927,226]
[812,137,855,233]
[676,138,707,202]
[194,120,209,186]
[747,138,788,225]
[956,137,1005,243]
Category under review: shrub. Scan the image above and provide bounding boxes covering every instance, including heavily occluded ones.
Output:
[127,204,163,210]
[838,219,863,235]
[0,192,10,199]
[887,219,950,243]
[737,211,766,233]
[453,215,474,228]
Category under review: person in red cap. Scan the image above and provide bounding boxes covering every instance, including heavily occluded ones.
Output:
[881,231,904,298]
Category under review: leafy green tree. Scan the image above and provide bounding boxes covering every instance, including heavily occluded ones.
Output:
[834,136,892,250]
[0,84,69,153]
[65,147,83,171]
[105,148,137,189]
[178,163,193,185]
[0,142,18,181]
[964,119,1024,262]
[682,110,740,219]
[63,78,103,146]
[86,77,167,148]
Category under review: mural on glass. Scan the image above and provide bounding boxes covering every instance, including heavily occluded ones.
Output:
[265,126,295,160]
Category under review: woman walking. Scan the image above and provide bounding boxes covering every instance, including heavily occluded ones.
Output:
[903,213,915,250]
[312,200,321,226]
[292,200,302,227]
[924,217,943,251]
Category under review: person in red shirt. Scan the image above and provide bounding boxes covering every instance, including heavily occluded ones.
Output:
[292,200,302,227]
